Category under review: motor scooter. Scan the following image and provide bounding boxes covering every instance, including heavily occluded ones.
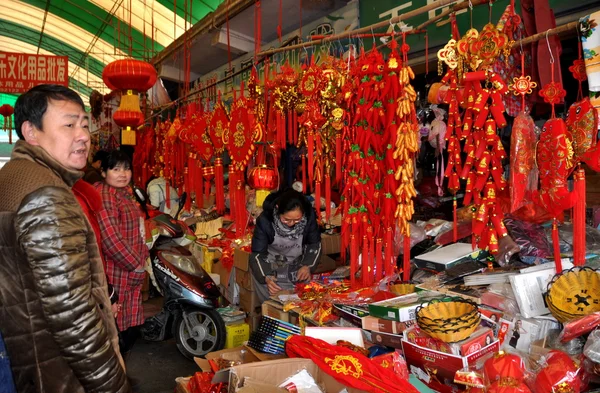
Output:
[135,188,225,359]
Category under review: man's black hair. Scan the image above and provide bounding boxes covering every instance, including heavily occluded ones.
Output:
[92,150,109,164]
[101,150,132,172]
[14,84,85,140]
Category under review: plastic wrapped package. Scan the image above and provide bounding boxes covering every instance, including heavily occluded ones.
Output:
[278,369,324,393]
[559,312,600,342]
[584,329,600,365]
[394,222,427,256]
[416,218,453,237]
[510,112,538,214]
[503,216,552,264]
[545,223,600,257]
[530,350,587,393]
[483,351,528,384]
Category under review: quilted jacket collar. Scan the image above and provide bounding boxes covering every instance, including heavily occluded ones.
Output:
[11,140,83,187]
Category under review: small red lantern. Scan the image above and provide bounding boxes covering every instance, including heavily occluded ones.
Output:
[484,352,526,383]
[248,165,278,207]
[0,104,14,144]
[102,59,157,146]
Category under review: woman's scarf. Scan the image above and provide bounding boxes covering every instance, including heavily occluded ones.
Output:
[272,208,307,240]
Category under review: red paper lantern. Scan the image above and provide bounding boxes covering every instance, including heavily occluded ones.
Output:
[534,351,583,393]
[102,59,156,146]
[248,165,278,207]
[102,59,157,92]
[112,110,144,129]
[0,104,14,144]
[488,378,532,393]
[484,352,526,383]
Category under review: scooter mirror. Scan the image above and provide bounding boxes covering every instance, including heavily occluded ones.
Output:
[133,186,148,204]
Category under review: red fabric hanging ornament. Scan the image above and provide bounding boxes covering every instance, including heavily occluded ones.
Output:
[209,98,229,215]
[226,84,260,238]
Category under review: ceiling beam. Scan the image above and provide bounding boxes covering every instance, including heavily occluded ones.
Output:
[151,0,254,66]
[211,26,254,54]
[36,0,51,55]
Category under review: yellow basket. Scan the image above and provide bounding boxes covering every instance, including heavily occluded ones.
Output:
[416,298,481,343]
[418,321,481,343]
[390,283,417,296]
[546,267,600,323]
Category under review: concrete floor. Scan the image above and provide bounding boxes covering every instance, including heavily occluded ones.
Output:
[125,296,200,393]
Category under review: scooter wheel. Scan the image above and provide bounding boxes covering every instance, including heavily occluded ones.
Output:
[174,308,226,359]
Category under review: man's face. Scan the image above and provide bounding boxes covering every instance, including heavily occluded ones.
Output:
[27,99,90,171]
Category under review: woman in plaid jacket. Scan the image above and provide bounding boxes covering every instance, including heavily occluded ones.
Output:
[96,150,149,355]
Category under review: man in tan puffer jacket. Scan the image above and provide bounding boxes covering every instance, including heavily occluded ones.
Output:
[0,84,130,393]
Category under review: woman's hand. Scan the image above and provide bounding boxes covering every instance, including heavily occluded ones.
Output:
[296,266,311,282]
[266,276,282,295]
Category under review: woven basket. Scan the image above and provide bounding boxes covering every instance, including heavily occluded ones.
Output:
[390,283,416,296]
[416,298,481,342]
[546,267,600,323]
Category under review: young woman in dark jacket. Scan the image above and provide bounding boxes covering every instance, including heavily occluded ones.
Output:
[250,189,321,302]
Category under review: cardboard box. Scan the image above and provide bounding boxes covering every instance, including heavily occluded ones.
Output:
[234,248,251,271]
[261,300,290,323]
[235,267,254,291]
[321,233,341,255]
[226,323,250,349]
[314,254,337,274]
[212,260,231,291]
[194,345,262,373]
[361,315,415,334]
[332,303,370,326]
[246,311,261,333]
[414,243,488,272]
[239,287,260,315]
[371,331,404,349]
[402,338,500,388]
[175,376,191,393]
[229,358,364,393]
[368,292,443,322]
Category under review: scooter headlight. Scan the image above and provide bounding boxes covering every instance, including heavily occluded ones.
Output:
[162,253,205,277]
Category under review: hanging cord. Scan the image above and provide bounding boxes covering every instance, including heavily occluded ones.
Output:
[546,29,557,118]
[469,0,473,28]
[226,0,232,71]
[576,24,583,100]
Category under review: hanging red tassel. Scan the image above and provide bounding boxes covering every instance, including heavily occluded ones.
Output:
[184,159,192,212]
[403,230,411,281]
[307,131,315,185]
[335,134,342,185]
[293,112,299,145]
[215,158,225,215]
[471,209,477,250]
[573,168,586,266]
[315,181,321,216]
[362,235,369,287]
[376,238,383,280]
[369,229,376,282]
[165,180,171,209]
[325,174,331,222]
[552,218,563,273]
[287,110,293,144]
[350,234,358,288]
[302,154,307,193]
[385,227,394,277]
[453,196,458,242]
[195,160,204,209]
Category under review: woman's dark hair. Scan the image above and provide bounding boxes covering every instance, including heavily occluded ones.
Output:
[101,150,132,172]
[275,189,310,215]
